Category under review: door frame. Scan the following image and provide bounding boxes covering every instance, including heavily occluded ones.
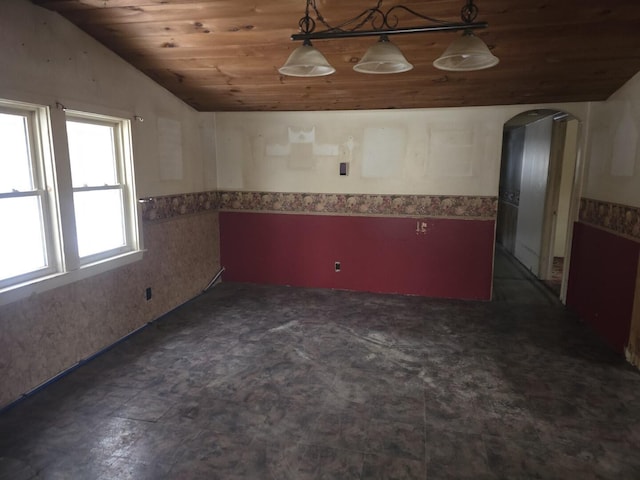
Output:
[494,109,586,304]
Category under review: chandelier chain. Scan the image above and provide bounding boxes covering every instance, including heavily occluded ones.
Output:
[461,0,479,23]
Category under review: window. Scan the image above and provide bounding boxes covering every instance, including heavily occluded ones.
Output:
[66,113,136,262]
[0,99,140,300]
[0,104,56,288]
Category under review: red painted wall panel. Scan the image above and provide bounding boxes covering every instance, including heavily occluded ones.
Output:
[567,222,639,353]
[219,212,495,300]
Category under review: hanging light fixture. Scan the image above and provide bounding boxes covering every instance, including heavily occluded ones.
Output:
[279,0,498,77]
[279,40,336,77]
[353,35,413,74]
[432,30,498,70]
[432,2,499,71]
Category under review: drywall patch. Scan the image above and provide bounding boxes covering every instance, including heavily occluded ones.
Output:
[611,107,637,177]
[157,117,183,181]
[265,126,339,170]
[344,136,358,162]
[216,129,245,189]
[589,129,610,178]
[287,127,314,169]
[427,124,474,177]
[362,126,405,178]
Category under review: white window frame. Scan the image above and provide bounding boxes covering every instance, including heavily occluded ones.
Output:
[0,98,142,306]
[64,110,139,265]
[0,101,61,289]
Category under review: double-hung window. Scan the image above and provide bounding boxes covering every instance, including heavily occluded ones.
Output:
[0,103,56,289]
[66,112,136,263]
[0,99,140,302]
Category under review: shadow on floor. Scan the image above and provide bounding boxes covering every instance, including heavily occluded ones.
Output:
[492,245,560,305]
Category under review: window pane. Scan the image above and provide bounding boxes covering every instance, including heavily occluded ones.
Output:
[74,190,125,258]
[0,112,34,193]
[67,120,117,187]
[0,196,47,281]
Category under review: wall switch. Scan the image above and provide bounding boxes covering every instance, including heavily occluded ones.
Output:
[335,261,341,272]
[339,162,349,176]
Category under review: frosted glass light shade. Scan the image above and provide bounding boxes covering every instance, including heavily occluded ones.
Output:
[433,30,499,71]
[353,36,413,74]
[278,43,336,77]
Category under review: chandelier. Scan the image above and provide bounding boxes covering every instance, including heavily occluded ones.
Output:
[279,0,499,77]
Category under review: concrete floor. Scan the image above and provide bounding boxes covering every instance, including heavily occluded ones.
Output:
[1,249,639,479]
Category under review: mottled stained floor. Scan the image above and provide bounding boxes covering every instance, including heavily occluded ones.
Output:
[1,249,640,479]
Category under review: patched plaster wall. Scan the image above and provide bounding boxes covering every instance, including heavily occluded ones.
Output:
[213,104,588,197]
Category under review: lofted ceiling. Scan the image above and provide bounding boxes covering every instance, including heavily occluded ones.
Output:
[32,0,640,112]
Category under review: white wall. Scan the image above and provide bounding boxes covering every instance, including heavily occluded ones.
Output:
[584,70,640,207]
[0,0,212,198]
[554,119,579,257]
[214,104,589,196]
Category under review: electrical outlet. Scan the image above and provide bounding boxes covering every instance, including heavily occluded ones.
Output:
[335,261,341,272]
[145,287,152,301]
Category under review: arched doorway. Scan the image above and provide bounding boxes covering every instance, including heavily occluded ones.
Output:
[494,109,582,302]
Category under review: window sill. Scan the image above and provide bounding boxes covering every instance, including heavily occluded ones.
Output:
[0,250,145,307]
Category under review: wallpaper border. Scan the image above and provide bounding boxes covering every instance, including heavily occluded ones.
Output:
[579,198,640,242]
[140,191,498,222]
[140,191,219,222]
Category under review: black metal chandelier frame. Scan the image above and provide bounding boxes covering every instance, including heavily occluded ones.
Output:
[290,0,487,42]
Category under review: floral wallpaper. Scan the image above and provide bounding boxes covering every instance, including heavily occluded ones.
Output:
[0,213,220,409]
[140,191,219,221]
[140,191,497,221]
[579,198,640,241]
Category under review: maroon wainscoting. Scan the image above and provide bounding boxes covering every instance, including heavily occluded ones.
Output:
[567,222,640,353]
[219,212,495,300]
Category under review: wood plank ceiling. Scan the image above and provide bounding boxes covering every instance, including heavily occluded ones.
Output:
[32,0,640,112]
